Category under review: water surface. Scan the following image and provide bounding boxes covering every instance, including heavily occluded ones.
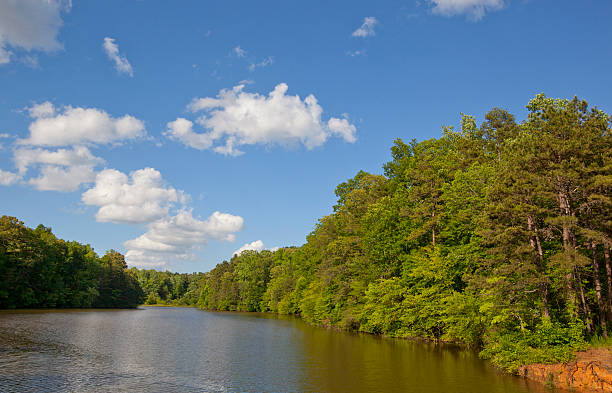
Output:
[0,307,551,392]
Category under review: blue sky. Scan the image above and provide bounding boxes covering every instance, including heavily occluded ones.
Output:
[1,0,611,272]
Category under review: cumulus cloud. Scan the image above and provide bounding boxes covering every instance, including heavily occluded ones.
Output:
[0,0,69,65]
[14,146,103,175]
[166,118,212,150]
[27,101,55,118]
[124,210,244,268]
[166,83,356,156]
[12,146,104,191]
[0,169,20,186]
[428,0,505,20]
[352,17,378,38]
[77,166,243,268]
[29,164,97,192]
[233,239,265,256]
[20,102,145,146]
[103,37,133,76]
[3,102,143,192]
[82,167,184,224]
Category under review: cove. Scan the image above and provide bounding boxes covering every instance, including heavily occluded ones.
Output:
[0,307,550,392]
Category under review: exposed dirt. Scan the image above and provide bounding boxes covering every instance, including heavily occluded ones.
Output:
[519,348,612,392]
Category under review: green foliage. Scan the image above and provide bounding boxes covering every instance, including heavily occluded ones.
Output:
[480,320,587,372]
[132,268,204,306]
[360,277,409,336]
[0,216,144,308]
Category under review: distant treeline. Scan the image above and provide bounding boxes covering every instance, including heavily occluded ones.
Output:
[0,216,143,308]
[130,268,204,306]
[197,95,612,371]
[0,215,207,309]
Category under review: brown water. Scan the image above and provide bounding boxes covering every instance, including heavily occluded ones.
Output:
[0,307,551,392]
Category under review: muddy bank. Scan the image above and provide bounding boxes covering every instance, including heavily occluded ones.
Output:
[519,349,612,392]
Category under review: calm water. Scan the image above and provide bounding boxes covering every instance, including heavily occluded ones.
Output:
[0,307,552,393]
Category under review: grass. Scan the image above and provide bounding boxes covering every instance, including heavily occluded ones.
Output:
[589,334,612,349]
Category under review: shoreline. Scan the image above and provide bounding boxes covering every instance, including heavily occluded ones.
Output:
[198,306,612,392]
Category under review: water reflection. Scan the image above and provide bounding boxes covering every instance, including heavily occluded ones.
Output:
[0,308,551,392]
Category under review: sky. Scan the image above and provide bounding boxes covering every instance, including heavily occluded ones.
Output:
[1,0,611,272]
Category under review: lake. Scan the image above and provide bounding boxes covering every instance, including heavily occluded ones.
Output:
[0,307,550,392]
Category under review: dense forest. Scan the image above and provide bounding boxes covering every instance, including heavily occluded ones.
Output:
[131,268,204,306]
[0,216,202,308]
[1,94,610,373]
[0,216,143,308]
[197,95,611,371]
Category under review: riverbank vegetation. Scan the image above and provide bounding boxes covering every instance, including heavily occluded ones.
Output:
[0,216,142,308]
[131,268,203,306]
[197,94,611,372]
[1,94,610,373]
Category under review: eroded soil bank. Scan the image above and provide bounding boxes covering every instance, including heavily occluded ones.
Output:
[519,349,612,392]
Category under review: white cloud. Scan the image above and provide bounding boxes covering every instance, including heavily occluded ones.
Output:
[103,37,133,76]
[428,0,505,20]
[234,46,246,58]
[20,102,145,146]
[3,102,143,192]
[352,17,378,38]
[233,240,280,257]
[233,239,265,256]
[248,56,273,72]
[166,118,212,150]
[0,169,20,186]
[167,83,356,156]
[0,46,11,65]
[82,167,184,224]
[12,146,104,191]
[328,117,357,143]
[0,0,69,65]
[124,210,244,268]
[14,146,103,175]
[27,101,55,118]
[29,164,96,192]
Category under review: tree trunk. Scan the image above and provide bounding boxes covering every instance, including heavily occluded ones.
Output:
[575,267,593,334]
[431,207,436,247]
[592,242,607,338]
[605,248,612,307]
[528,215,550,319]
[432,227,436,247]
[557,183,578,317]
[604,247,612,321]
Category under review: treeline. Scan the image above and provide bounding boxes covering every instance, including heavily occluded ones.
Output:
[0,216,143,308]
[198,95,611,371]
[131,268,204,306]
